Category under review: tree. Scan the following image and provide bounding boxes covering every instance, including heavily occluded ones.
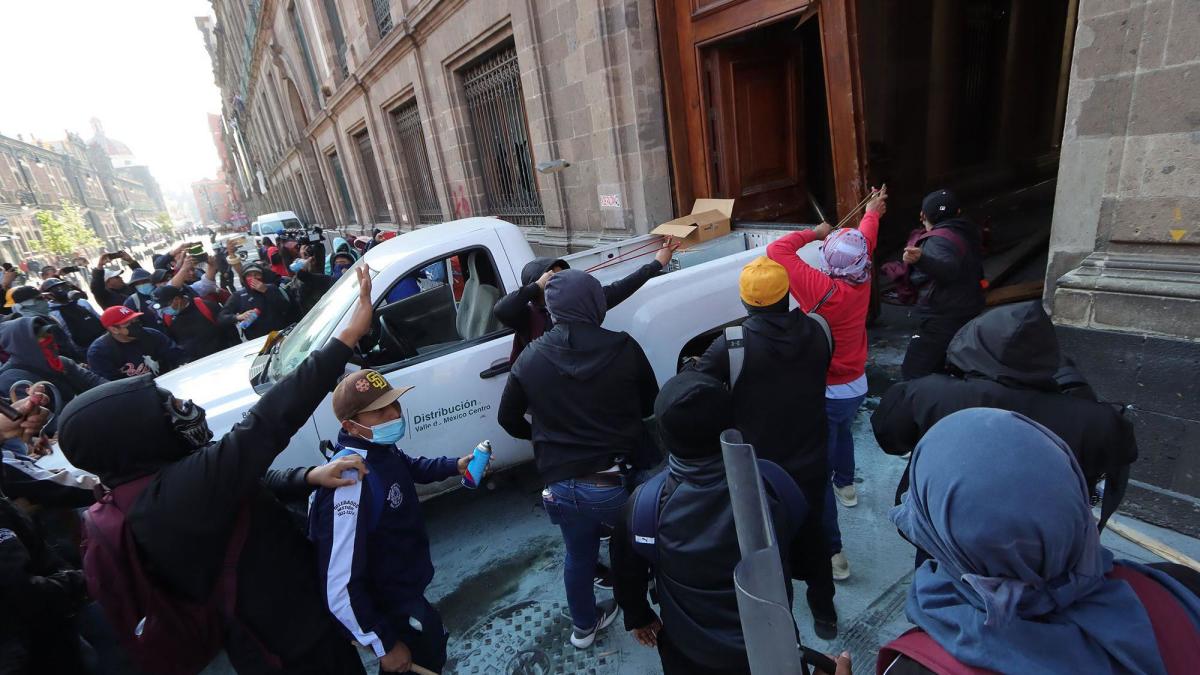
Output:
[154,212,175,238]
[33,202,101,258]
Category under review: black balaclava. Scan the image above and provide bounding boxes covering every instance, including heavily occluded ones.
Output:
[654,370,734,460]
[59,375,212,486]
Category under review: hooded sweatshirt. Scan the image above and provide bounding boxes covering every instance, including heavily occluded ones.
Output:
[492,256,663,363]
[693,304,832,482]
[498,270,659,483]
[0,318,107,429]
[872,302,1138,501]
[324,237,358,275]
[218,267,294,340]
[58,341,358,672]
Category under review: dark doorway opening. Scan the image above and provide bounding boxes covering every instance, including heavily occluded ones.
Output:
[699,16,836,224]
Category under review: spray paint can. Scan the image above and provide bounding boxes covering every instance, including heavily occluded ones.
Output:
[461,440,492,489]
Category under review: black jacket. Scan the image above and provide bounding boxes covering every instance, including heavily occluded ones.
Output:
[49,300,106,356]
[493,256,662,362]
[124,291,166,332]
[59,341,355,673]
[611,455,800,670]
[219,284,294,340]
[293,269,335,315]
[499,322,659,483]
[872,301,1138,500]
[0,494,88,671]
[164,298,238,362]
[693,308,832,482]
[0,317,108,432]
[910,217,985,318]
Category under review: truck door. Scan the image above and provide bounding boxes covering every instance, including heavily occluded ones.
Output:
[312,235,529,473]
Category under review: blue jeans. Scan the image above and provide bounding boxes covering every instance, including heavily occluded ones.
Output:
[825,394,865,488]
[542,479,628,630]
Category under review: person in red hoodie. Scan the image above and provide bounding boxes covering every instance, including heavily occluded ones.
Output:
[766,186,887,581]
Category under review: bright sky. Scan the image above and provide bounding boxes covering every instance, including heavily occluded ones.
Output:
[0,0,221,195]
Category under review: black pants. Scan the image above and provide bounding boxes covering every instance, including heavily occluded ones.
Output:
[658,629,751,675]
[383,599,449,674]
[901,314,976,380]
[789,473,836,621]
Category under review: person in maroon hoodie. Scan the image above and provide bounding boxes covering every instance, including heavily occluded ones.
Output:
[766,186,887,582]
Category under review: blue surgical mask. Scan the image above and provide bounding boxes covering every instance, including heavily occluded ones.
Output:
[289,259,306,273]
[365,416,406,445]
[135,283,153,296]
[161,306,178,318]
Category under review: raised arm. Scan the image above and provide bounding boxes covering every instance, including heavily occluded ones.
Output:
[766,228,835,308]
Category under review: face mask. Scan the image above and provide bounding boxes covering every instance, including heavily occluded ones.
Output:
[289,259,306,273]
[332,263,350,280]
[38,334,63,372]
[363,415,406,445]
[160,390,213,450]
[135,283,153,296]
[20,299,49,316]
[126,320,145,338]
[161,306,178,318]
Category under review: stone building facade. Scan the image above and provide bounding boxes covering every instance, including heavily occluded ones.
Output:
[206,0,671,252]
[1047,0,1200,534]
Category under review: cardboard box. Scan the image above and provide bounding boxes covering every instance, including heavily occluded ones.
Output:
[651,198,735,247]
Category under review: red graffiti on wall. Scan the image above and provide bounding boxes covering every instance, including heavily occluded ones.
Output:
[452,184,472,219]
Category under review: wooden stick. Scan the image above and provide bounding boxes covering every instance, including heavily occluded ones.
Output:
[409,664,439,675]
[1106,516,1200,573]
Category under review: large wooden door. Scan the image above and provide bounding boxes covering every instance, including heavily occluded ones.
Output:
[705,35,806,221]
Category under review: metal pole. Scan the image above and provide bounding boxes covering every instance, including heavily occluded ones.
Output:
[721,429,806,675]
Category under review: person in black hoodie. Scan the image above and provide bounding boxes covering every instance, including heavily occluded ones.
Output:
[498,269,659,650]
[56,267,377,675]
[219,262,295,340]
[899,189,985,379]
[493,240,676,363]
[691,256,838,638]
[44,278,106,357]
[873,301,1138,509]
[0,317,108,435]
[154,284,237,362]
[612,370,805,675]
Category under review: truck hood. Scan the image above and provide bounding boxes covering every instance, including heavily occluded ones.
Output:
[153,335,270,438]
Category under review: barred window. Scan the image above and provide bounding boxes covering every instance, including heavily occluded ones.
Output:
[372,0,392,38]
[390,101,442,225]
[353,130,391,223]
[461,46,544,227]
[328,151,357,225]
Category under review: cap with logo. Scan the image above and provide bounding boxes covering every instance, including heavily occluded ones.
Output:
[739,256,791,307]
[100,305,143,328]
[921,189,961,225]
[332,369,414,420]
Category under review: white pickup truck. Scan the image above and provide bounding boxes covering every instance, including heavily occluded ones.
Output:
[146,217,811,494]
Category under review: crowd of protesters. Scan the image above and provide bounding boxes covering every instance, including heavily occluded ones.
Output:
[1,187,1197,675]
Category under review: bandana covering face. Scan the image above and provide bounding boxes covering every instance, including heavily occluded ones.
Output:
[819,228,871,285]
[38,334,63,373]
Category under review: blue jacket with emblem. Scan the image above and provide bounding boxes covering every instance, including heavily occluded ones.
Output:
[308,430,458,658]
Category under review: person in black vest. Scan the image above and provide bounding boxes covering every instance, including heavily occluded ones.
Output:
[498,269,660,650]
[154,285,237,362]
[43,278,105,358]
[899,189,985,379]
[611,370,805,675]
[219,263,294,341]
[692,256,838,638]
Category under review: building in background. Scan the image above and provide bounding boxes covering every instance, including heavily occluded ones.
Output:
[203,0,670,252]
[192,176,240,226]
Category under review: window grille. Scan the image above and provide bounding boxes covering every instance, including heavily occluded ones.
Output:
[390,101,442,224]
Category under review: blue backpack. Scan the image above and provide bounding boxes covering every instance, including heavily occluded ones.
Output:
[629,459,807,563]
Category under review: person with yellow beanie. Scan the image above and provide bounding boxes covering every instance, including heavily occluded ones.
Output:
[691,256,840,639]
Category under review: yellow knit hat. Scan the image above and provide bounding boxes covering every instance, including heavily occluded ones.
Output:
[739,257,790,307]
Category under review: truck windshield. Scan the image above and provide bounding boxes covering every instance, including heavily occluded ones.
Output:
[269,262,379,380]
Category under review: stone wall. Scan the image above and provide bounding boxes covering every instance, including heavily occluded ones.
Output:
[1047,0,1200,533]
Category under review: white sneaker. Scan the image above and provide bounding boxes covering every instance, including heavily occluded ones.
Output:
[831,552,851,581]
[570,599,619,649]
[834,483,858,507]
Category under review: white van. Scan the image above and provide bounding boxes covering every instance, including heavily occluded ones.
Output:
[250,210,302,238]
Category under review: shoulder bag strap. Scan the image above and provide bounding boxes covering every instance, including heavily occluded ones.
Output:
[631,472,669,564]
[725,325,745,389]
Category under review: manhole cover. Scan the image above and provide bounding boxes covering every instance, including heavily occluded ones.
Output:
[447,600,621,674]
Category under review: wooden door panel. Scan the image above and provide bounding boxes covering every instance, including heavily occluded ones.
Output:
[710,37,805,221]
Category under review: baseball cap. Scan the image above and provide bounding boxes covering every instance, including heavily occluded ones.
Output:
[921,189,961,225]
[103,268,123,282]
[40,278,68,293]
[10,286,40,304]
[150,269,172,285]
[130,268,152,284]
[100,305,143,328]
[152,285,185,305]
[739,257,790,307]
[242,262,265,277]
[332,370,413,421]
